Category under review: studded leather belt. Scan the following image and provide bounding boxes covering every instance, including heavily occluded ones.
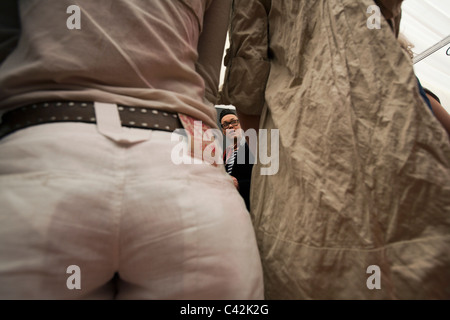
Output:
[0,101,183,139]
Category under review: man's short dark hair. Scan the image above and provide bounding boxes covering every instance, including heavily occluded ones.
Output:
[219,109,237,123]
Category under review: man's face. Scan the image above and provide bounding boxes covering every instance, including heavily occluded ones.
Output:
[221,114,242,142]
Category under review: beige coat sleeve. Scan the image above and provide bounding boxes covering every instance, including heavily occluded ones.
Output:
[0,0,20,64]
[196,0,232,105]
[219,0,271,116]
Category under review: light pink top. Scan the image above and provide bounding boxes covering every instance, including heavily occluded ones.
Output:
[0,0,230,129]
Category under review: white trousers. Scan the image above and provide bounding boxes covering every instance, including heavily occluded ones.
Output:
[0,116,264,299]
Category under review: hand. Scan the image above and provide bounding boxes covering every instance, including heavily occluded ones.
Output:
[231,176,239,190]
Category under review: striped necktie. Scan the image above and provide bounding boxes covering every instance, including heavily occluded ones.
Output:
[225,148,237,174]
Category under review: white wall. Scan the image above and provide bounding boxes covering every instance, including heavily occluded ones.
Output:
[401,0,450,112]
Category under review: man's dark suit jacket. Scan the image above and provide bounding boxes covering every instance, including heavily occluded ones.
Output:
[223,141,255,211]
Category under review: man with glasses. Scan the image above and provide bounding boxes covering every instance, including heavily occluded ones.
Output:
[220,109,255,211]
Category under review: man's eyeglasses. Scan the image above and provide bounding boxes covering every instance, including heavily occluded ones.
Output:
[221,119,240,129]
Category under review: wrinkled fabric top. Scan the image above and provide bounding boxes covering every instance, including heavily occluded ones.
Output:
[221,0,450,299]
[0,0,230,129]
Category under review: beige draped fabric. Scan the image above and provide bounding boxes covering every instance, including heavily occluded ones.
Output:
[221,0,450,299]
